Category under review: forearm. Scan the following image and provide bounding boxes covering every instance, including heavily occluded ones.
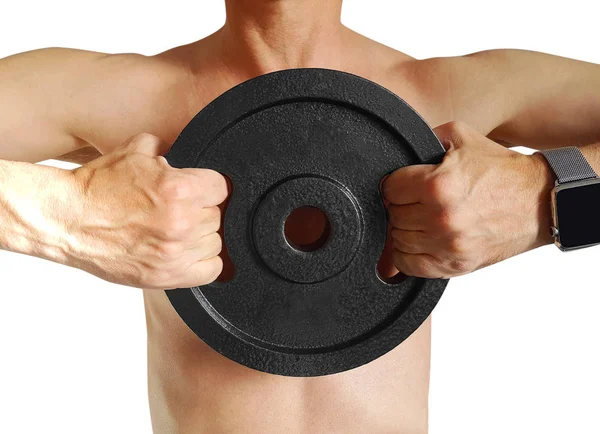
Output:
[0,159,79,264]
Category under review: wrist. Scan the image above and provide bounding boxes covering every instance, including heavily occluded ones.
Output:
[0,160,81,264]
[579,143,600,171]
[535,144,600,251]
[526,152,555,248]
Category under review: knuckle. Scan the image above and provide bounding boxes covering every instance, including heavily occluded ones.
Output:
[447,236,467,256]
[394,250,437,278]
[198,258,223,285]
[436,207,459,232]
[411,259,436,278]
[155,241,183,263]
[141,267,174,289]
[424,172,446,201]
[168,213,192,235]
[448,257,475,274]
[201,206,221,226]
[158,177,191,201]
[426,171,462,205]
[196,208,221,235]
[397,233,416,251]
[210,258,224,281]
[197,233,222,260]
[156,209,191,239]
[206,233,223,256]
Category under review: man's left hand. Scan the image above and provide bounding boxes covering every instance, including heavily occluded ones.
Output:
[382,121,554,279]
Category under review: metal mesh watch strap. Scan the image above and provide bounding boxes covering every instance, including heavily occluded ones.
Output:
[538,146,598,184]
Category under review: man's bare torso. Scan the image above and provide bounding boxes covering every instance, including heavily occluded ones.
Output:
[55,22,490,434]
[136,29,449,434]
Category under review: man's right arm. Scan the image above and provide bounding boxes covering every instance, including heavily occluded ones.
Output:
[0,133,226,289]
[0,48,226,288]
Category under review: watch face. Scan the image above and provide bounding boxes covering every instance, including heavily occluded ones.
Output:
[556,180,600,249]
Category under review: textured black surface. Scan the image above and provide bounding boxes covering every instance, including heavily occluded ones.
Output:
[164,68,448,377]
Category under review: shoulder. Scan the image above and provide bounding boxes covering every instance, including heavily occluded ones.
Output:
[391,49,550,133]
[67,49,190,102]
[63,48,195,153]
[1,46,183,87]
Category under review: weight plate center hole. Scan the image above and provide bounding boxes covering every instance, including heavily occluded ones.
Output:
[284,206,331,252]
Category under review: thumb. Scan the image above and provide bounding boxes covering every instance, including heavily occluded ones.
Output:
[119,133,170,157]
[433,121,473,151]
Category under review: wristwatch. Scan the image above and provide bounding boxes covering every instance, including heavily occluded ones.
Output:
[537,146,600,251]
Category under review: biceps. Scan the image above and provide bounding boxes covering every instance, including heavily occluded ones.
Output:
[0,106,84,163]
[479,50,600,148]
[0,48,94,163]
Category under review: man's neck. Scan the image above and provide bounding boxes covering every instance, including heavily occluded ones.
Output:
[217,0,346,75]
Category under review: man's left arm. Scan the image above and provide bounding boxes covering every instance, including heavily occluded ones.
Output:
[384,50,600,278]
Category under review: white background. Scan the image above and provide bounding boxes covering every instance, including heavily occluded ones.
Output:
[1,1,599,433]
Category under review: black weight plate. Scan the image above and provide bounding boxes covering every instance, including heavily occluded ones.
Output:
[164,68,448,377]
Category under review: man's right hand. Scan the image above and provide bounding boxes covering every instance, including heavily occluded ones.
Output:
[68,133,228,289]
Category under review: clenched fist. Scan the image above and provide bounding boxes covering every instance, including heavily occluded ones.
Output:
[67,133,228,289]
[383,121,554,279]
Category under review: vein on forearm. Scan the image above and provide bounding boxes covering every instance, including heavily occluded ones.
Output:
[0,159,76,263]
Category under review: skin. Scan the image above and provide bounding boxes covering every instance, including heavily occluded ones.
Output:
[1,0,600,432]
